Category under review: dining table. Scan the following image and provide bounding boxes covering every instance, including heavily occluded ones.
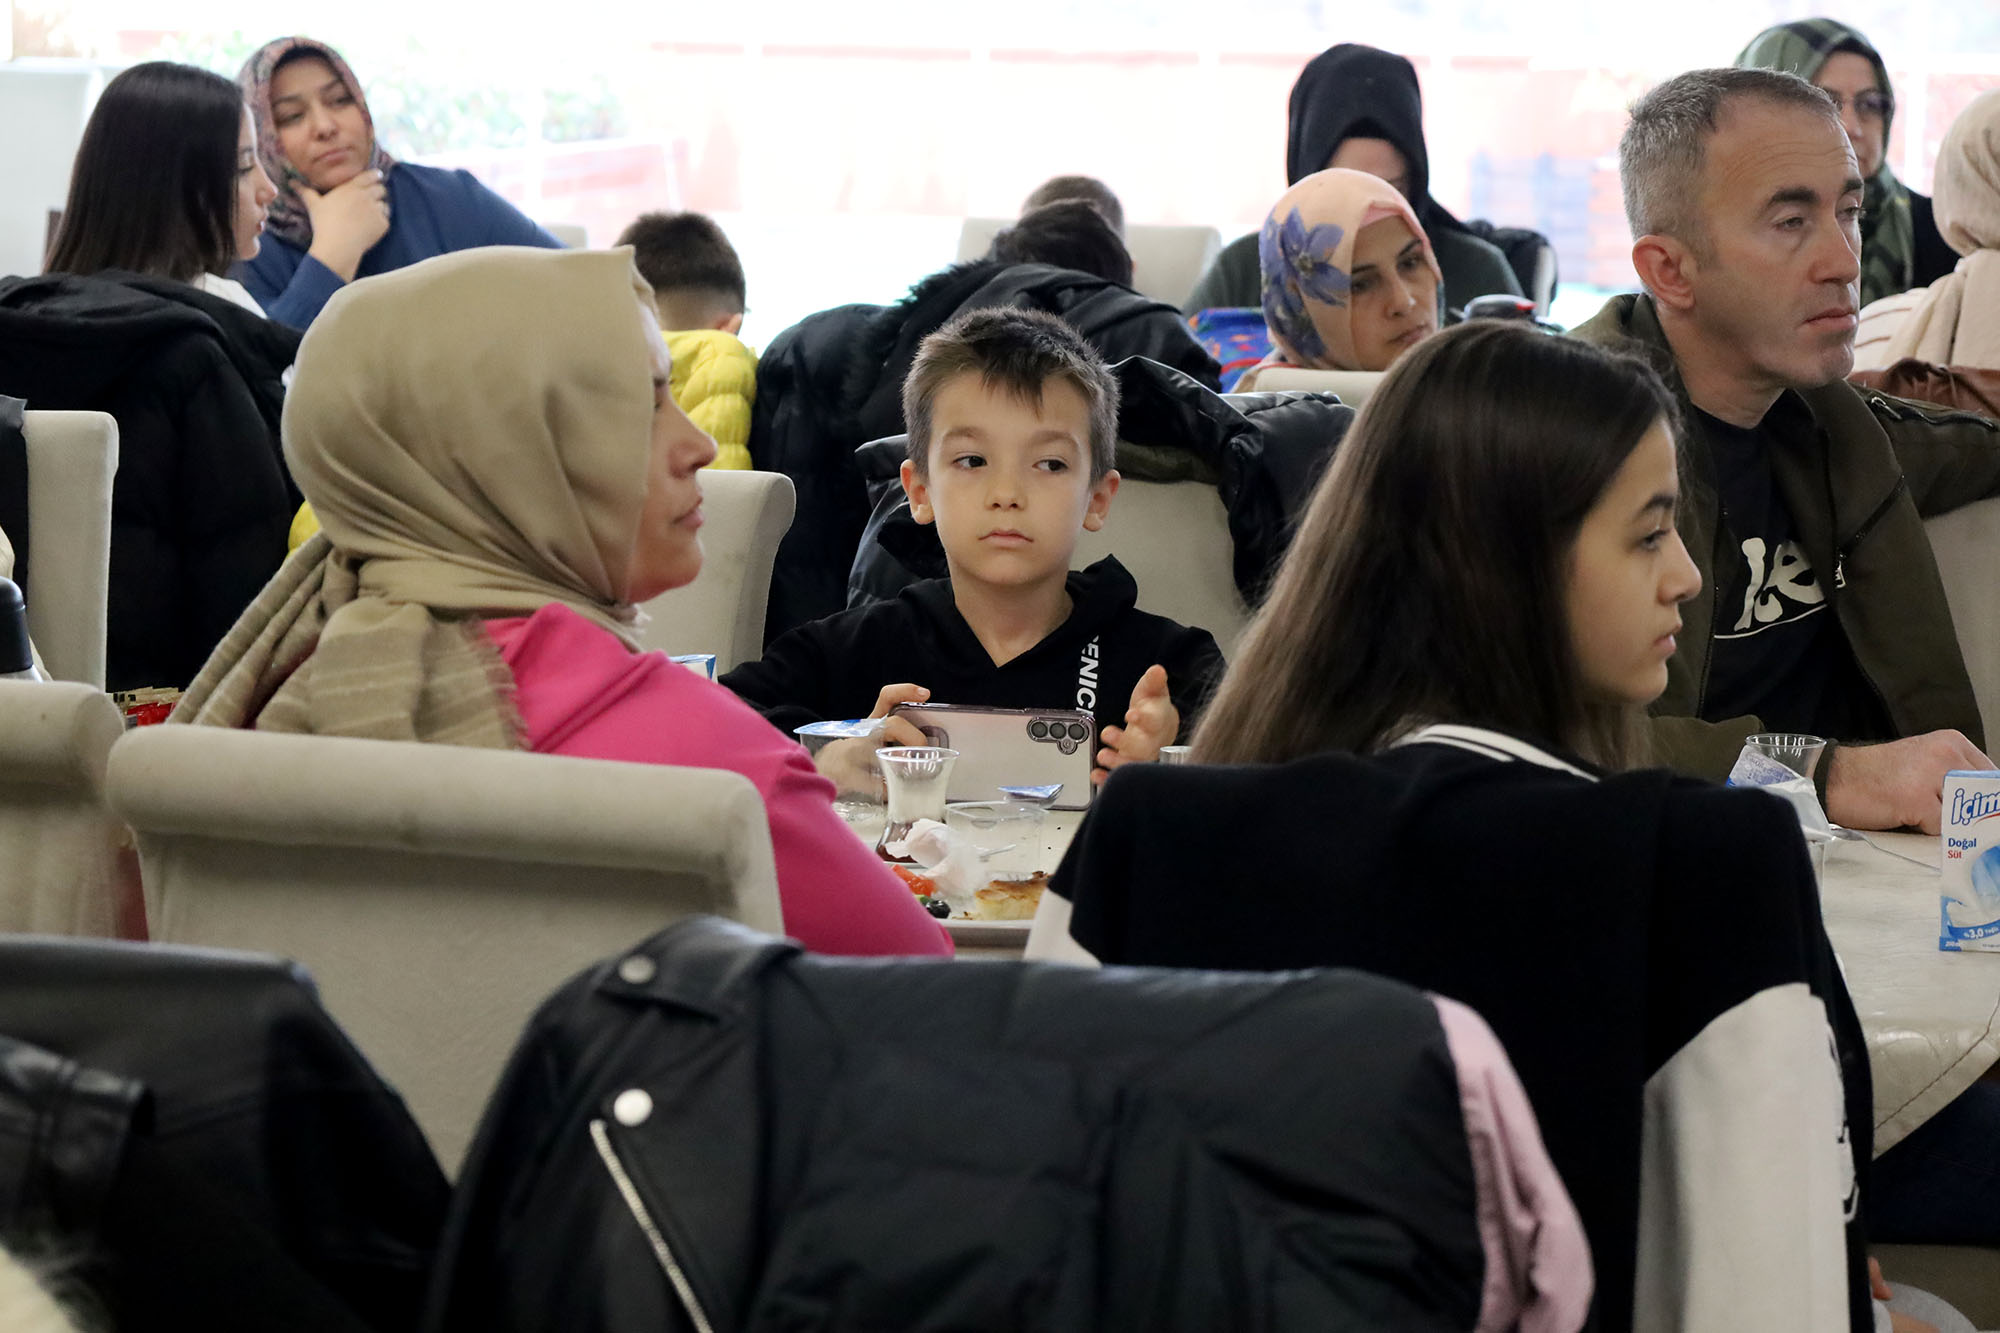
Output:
[848,802,1997,1154]
[1819,830,2000,1155]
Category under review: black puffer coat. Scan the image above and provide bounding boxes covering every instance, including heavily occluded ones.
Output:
[751,261,1220,643]
[849,356,1354,609]
[426,917,1496,1333]
[0,273,299,689]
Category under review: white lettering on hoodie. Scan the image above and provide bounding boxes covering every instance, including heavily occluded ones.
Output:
[1076,637,1100,712]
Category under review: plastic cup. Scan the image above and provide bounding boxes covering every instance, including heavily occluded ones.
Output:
[795,720,890,807]
[1746,733,1828,784]
[946,800,1046,881]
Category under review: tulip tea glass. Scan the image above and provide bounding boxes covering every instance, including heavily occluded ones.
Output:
[875,747,959,862]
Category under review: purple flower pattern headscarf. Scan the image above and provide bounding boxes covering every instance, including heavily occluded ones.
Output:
[239,36,397,251]
[1258,168,1439,371]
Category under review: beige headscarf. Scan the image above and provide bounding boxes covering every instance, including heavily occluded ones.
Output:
[1883,90,2000,370]
[1258,167,1440,371]
[175,245,658,744]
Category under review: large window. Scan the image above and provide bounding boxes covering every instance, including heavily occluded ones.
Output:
[12,0,1999,336]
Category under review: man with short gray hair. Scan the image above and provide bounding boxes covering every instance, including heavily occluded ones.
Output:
[1573,67,2000,834]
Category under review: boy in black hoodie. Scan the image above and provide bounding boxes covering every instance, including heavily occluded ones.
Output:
[722,307,1223,787]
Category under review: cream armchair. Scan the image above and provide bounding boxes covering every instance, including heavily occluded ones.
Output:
[107,725,783,1171]
[20,410,116,687]
[638,467,795,673]
[0,679,136,936]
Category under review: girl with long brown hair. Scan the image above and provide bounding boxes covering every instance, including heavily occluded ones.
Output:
[1196,318,1684,770]
[1037,320,1882,1329]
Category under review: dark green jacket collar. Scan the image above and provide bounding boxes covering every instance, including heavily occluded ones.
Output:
[1572,293,1989,768]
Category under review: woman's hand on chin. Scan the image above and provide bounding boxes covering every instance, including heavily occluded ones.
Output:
[302,168,391,281]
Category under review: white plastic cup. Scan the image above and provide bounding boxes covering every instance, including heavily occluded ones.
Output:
[946,800,1046,881]
[1746,733,1828,784]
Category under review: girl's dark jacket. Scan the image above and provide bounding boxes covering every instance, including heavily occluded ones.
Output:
[0,272,299,690]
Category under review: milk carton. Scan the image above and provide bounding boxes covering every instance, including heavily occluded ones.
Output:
[1940,770,2000,951]
[671,654,717,679]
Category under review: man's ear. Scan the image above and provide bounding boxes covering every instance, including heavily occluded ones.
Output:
[1081,468,1121,533]
[900,457,935,526]
[1632,232,1699,314]
[718,311,745,335]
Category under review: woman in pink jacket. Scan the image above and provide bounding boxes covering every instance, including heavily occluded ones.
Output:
[174,245,947,958]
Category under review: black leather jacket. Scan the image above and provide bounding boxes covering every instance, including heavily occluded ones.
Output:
[848,356,1354,609]
[427,917,1490,1333]
[0,938,448,1333]
[0,1031,143,1239]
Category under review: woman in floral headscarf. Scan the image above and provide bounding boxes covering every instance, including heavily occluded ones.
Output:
[1235,168,1443,389]
[232,35,564,329]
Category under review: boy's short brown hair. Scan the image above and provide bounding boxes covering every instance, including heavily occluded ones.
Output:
[987,201,1134,288]
[614,211,745,322]
[1021,174,1125,235]
[902,307,1120,481]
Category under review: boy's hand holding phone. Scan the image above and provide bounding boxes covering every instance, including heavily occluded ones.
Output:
[866,682,933,746]
[1093,664,1178,785]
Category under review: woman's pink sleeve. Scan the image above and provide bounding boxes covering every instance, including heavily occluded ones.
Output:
[760,747,954,957]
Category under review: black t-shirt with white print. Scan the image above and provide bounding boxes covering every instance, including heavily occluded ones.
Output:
[1697,409,1889,740]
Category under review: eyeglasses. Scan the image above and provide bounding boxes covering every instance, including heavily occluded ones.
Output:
[1823,89,1894,120]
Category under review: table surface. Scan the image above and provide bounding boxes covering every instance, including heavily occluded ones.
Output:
[849,808,1998,1150]
[1818,831,2000,1154]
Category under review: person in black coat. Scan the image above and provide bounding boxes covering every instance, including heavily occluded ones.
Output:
[1040,321,1882,1330]
[1183,43,1526,316]
[751,256,1220,645]
[0,278,298,692]
[5,62,298,689]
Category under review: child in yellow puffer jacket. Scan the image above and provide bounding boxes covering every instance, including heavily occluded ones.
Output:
[619,211,756,470]
[664,327,755,470]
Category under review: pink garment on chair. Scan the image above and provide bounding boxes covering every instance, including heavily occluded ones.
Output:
[1432,994,1595,1333]
[484,603,951,958]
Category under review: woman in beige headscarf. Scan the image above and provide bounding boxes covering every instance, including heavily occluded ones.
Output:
[178,246,948,956]
[1853,89,2000,381]
[1235,167,1443,391]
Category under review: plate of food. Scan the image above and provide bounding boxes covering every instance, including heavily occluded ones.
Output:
[889,864,1047,943]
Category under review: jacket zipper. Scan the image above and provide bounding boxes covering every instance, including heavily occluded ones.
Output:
[1830,478,1906,591]
[1845,390,1992,585]
[1862,391,1999,433]
[589,1118,717,1333]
